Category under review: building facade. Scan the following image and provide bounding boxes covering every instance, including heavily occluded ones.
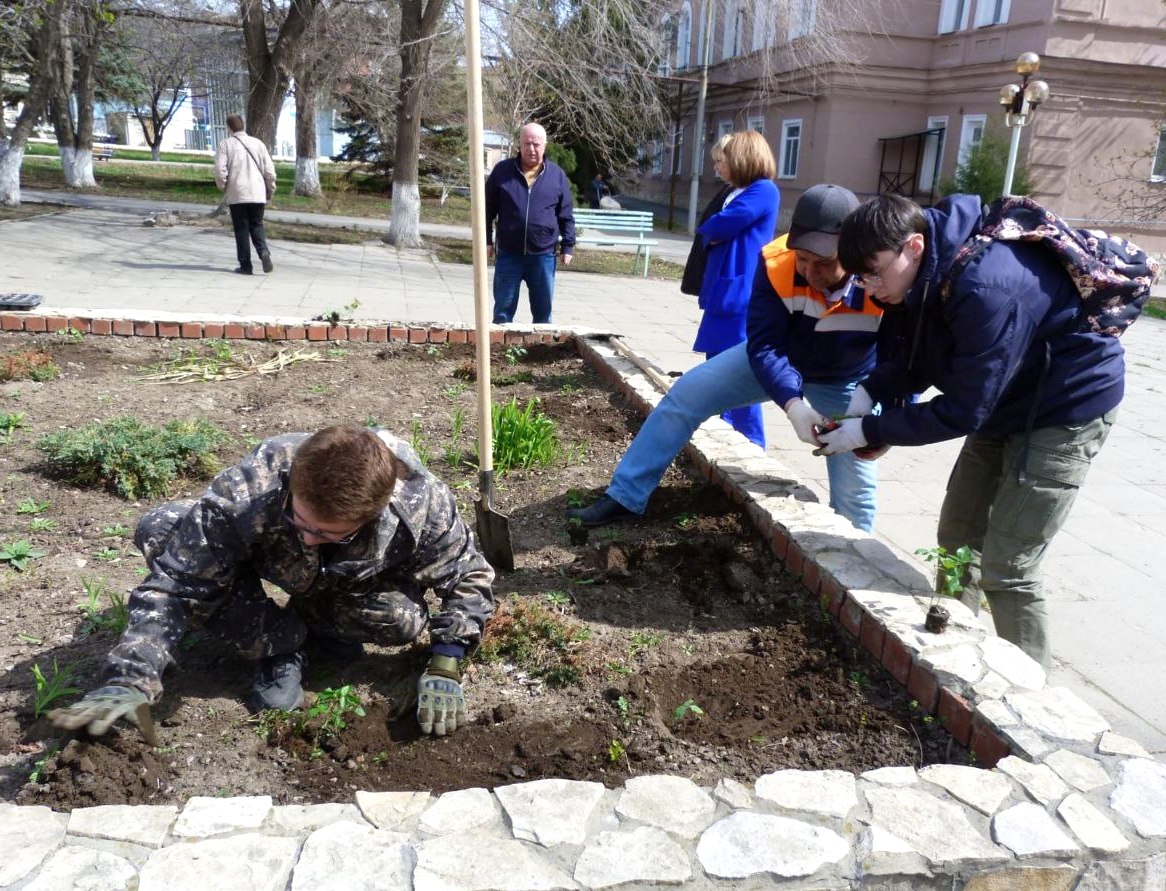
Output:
[641,0,1166,252]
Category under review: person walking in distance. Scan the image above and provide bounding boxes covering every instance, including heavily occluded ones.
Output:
[215,114,277,276]
[485,122,576,324]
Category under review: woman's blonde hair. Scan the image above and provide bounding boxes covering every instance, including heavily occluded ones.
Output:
[721,130,776,186]
[709,133,733,163]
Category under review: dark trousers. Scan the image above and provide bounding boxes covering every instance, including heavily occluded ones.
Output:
[229,202,269,272]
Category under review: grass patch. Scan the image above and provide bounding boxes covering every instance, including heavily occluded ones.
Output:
[426,236,684,281]
[37,416,227,499]
[1145,297,1166,321]
[263,221,376,245]
[0,202,71,223]
[477,595,595,687]
[0,350,60,382]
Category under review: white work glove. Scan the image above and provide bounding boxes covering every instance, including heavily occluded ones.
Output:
[784,397,823,446]
[816,416,868,456]
[845,385,874,417]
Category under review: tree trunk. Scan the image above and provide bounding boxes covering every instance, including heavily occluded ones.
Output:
[385,0,447,248]
[71,7,100,190]
[152,145,162,162]
[293,77,321,197]
[240,0,319,151]
[0,145,26,207]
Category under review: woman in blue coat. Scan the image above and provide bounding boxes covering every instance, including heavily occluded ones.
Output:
[694,130,779,446]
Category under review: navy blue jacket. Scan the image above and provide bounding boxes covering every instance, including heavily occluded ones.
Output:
[485,158,576,256]
[860,194,1125,448]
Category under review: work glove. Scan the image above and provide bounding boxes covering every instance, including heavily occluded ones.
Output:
[48,685,158,746]
[845,385,875,417]
[417,654,466,737]
[784,397,824,446]
[815,416,868,456]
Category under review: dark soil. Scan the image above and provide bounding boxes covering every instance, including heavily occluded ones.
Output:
[0,333,965,810]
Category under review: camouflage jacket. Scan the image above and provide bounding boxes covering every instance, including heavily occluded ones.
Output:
[105,431,495,699]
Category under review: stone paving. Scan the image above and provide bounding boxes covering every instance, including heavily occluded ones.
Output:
[2,326,1166,890]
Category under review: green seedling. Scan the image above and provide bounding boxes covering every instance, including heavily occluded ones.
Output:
[544,590,571,608]
[59,326,85,342]
[31,660,82,718]
[605,661,632,676]
[94,546,122,562]
[28,743,60,783]
[615,694,630,728]
[78,577,129,635]
[0,539,48,571]
[363,414,383,428]
[674,512,694,529]
[409,417,431,466]
[28,517,57,532]
[488,397,560,473]
[915,545,975,598]
[0,411,27,443]
[476,595,592,687]
[326,346,348,358]
[443,407,467,466]
[16,498,50,515]
[503,345,527,366]
[443,383,469,398]
[17,633,44,644]
[425,343,447,358]
[306,685,366,738]
[102,524,129,537]
[629,632,660,656]
[607,739,627,762]
[565,489,587,508]
[672,699,706,722]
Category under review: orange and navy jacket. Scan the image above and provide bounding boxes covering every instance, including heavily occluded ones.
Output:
[746,234,887,408]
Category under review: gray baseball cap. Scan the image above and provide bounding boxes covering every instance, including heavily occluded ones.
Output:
[787,184,860,257]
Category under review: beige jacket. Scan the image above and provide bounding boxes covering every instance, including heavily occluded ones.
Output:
[214,131,277,205]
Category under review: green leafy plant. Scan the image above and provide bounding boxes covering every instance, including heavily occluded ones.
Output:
[565,489,587,508]
[939,125,1032,204]
[544,590,571,608]
[409,417,431,465]
[488,397,560,473]
[16,498,50,515]
[0,539,48,571]
[503,345,527,366]
[672,698,706,722]
[306,685,366,738]
[28,517,57,532]
[102,523,129,537]
[443,407,467,466]
[615,694,631,728]
[915,545,975,598]
[78,577,129,635]
[0,350,60,382]
[628,632,660,656]
[326,346,348,358]
[28,743,59,783]
[363,414,383,428]
[59,326,85,342]
[477,595,594,687]
[607,738,627,762]
[425,343,447,358]
[94,546,122,562]
[37,417,226,499]
[0,411,26,443]
[31,660,82,718]
[443,383,469,399]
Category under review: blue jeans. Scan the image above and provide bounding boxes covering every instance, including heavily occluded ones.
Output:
[706,349,765,448]
[493,251,556,323]
[605,342,878,532]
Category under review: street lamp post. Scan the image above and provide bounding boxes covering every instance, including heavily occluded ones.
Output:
[998,51,1050,197]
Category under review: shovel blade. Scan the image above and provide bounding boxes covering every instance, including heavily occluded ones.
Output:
[475,497,514,571]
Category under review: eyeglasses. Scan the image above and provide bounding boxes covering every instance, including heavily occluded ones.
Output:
[282,495,363,545]
[854,244,906,289]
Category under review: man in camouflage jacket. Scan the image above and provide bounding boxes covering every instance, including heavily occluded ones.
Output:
[51,425,495,739]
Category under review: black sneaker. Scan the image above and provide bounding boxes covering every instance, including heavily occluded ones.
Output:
[247,651,306,713]
[260,252,274,273]
[233,266,253,275]
[567,495,635,528]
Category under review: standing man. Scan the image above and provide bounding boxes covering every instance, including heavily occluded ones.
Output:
[819,193,1126,670]
[485,122,575,324]
[214,114,277,276]
[50,425,495,739]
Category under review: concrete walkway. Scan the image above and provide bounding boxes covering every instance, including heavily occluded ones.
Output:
[4,189,1164,752]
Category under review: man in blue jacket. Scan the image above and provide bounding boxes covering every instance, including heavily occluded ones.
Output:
[568,185,898,534]
[485,122,576,324]
[819,193,1125,670]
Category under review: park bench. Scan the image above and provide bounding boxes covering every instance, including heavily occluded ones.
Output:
[573,208,658,277]
[94,137,116,161]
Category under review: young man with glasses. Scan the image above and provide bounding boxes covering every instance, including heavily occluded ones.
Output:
[50,425,494,741]
[569,184,898,534]
[818,193,1125,670]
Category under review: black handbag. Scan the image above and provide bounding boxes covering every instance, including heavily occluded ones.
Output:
[680,184,734,296]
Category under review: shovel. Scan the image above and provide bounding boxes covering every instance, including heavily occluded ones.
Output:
[464,0,514,572]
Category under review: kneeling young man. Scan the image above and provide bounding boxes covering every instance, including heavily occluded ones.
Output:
[51,424,494,740]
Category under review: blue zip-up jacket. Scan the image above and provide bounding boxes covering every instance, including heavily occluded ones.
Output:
[692,178,780,354]
[747,235,890,408]
[859,194,1125,449]
[485,157,576,256]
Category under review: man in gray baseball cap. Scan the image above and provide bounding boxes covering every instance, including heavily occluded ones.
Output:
[569,183,896,534]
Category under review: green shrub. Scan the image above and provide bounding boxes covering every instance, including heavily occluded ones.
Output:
[488,397,560,473]
[37,417,227,499]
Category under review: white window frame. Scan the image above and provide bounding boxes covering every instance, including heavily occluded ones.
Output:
[919,115,947,192]
[957,114,986,168]
[747,115,765,135]
[788,0,816,40]
[751,0,773,51]
[778,118,802,179]
[676,2,692,69]
[973,0,1010,27]
[721,0,741,60]
[718,119,734,139]
[650,139,663,175]
[1152,129,1166,182]
[938,0,971,33]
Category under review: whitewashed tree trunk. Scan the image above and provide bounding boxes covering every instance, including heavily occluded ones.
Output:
[73,147,96,188]
[58,145,80,187]
[295,156,321,197]
[386,182,422,248]
[0,146,26,206]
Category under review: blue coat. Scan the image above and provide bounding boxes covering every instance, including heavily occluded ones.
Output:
[859,194,1125,448]
[485,158,576,256]
[693,179,780,353]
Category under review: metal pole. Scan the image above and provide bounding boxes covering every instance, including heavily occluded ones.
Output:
[1001,118,1022,197]
[687,0,716,234]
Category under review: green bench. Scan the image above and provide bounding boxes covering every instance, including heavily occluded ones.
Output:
[573,209,658,277]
